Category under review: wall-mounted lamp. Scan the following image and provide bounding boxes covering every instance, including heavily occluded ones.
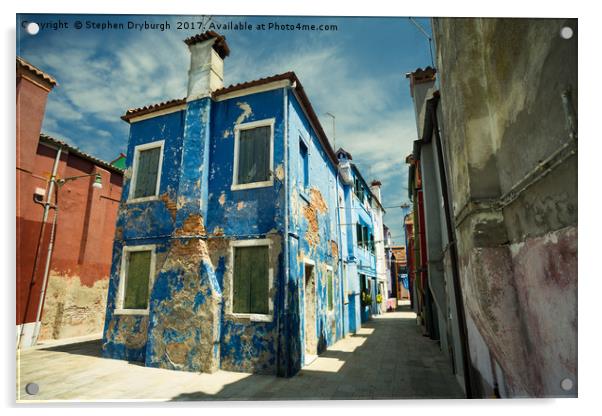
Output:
[57,172,103,190]
[92,173,103,189]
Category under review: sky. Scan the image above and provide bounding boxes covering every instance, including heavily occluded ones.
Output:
[17,14,434,245]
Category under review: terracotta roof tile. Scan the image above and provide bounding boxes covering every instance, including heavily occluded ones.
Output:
[120,71,339,167]
[17,56,57,87]
[121,98,186,122]
[212,72,296,97]
[39,133,124,174]
[183,31,230,58]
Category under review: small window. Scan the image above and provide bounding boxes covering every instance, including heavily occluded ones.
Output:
[299,138,309,190]
[130,140,164,201]
[233,119,274,190]
[327,269,334,311]
[117,246,156,314]
[232,245,270,314]
[356,223,363,247]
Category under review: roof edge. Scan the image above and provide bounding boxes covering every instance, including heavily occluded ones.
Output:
[39,133,124,174]
[17,56,58,88]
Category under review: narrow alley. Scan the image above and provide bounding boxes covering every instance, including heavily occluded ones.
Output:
[17,302,463,401]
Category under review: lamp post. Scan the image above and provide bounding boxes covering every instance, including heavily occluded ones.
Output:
[22,171,103,348]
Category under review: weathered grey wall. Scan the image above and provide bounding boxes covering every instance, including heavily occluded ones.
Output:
[433,17,577,397]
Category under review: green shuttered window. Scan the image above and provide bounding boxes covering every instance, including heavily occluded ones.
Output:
[134,146,161,198]
[232,245,269,314]
[237,126,271,185]
[124,250,152,310]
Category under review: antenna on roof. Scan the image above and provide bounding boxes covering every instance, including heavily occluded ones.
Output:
[408,17,435,69]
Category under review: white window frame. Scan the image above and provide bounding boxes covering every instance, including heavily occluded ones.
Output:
[114,244,157,316]
[302,257,317,316]
[227,238,274,322]
[298,133,310,193]
[231,118,275,191]
[127,139,165,203]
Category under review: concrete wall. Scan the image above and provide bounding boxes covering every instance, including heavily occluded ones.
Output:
[432,17,577,397]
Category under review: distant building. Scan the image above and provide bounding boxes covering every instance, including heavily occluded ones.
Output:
[369,180,388,314]
[17,57,123,347]
[101,31,383,376]
[390,245,409,301]
[110,153,127,170]
[335,149,385,326]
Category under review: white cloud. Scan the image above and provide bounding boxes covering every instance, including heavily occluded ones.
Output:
[27,24,419,243]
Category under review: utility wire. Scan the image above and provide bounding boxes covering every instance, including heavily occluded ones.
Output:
[409,17,435,68]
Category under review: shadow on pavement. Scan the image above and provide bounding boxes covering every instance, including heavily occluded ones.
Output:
[39,339,104,358]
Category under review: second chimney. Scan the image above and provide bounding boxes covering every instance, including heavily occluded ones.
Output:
[184,31,230,101]
[370,180,383,206]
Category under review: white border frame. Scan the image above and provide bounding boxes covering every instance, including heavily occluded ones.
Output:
[127,139,165,203]
[114,244,157,316]
[231,118,275,191]
[227,238,274,322]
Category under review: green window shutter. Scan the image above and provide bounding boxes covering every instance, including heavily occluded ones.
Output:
[233,247,251,313]
[299,139,309,189]
[238,126,270,184]
[134,147,161,198]
[327,270,334,311]
[233,245,269,314]
[250,246,269,314]
[124,250,152,309]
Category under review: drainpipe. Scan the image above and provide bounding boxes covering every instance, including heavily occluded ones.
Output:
[430,94,474,398]
[334,145,345,337]
[281,85,290,376]
[18,145,62,348]
[325,112,346,336]
[31,201,59,345]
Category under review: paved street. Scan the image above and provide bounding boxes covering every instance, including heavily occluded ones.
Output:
[17,302,464,401]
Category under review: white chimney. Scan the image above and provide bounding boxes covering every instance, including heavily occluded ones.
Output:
[370,180,382,206]
[184,32,229,101]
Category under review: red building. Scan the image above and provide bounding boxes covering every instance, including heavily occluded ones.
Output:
[17,57,123,347]
[390,245,409,300]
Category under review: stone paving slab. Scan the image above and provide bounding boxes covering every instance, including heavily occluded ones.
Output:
[17,303,465,401]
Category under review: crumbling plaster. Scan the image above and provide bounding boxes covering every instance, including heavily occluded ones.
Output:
[433,17,577,397]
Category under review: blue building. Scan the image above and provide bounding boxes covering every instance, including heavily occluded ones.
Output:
[102,31,383,377]
[335,151,385,327]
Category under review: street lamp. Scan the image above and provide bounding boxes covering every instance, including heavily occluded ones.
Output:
[20,171,104,348]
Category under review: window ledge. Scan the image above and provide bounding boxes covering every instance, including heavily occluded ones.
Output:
[114,308,149,316]
[126,195,160,204]
[231,180,273,191]
[227,313,273,322]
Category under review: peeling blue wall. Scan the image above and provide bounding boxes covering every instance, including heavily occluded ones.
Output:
[102,85,372,376]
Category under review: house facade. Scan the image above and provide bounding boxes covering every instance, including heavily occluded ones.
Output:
[102,31,386,376]
[334,152,383,326]
[17,57,124,347]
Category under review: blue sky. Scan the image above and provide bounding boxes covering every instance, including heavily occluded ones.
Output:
[17,14,433,245]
